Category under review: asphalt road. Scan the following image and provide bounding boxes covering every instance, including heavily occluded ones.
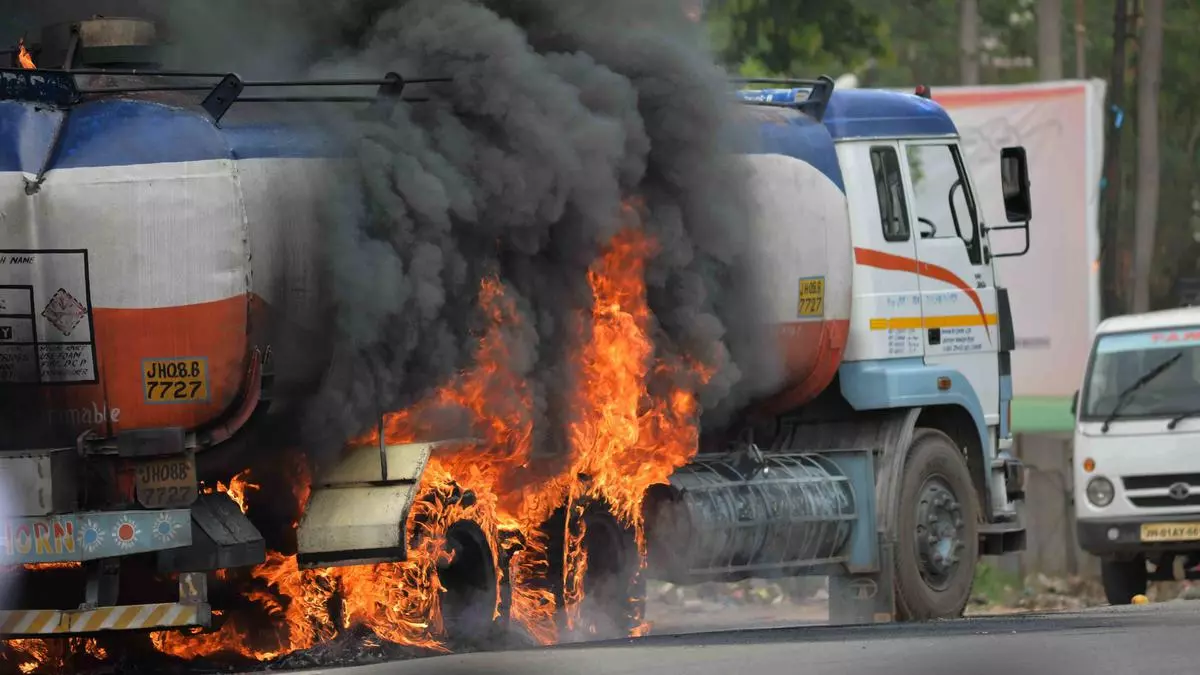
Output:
[280,601,1200,675]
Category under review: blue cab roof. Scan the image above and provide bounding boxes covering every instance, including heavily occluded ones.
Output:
[735,87,960,194]
[735,87,958,140]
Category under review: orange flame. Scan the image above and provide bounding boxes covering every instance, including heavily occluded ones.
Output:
[133,209,711,661]
[17,39,34,70]
[3,638,106,673]
[206,469,260,513]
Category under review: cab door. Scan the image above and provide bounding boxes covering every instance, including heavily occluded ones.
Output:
[840,140,925,362]
[899,139,1000,425]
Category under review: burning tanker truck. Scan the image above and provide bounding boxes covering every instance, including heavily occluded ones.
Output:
[0,14,1034,656]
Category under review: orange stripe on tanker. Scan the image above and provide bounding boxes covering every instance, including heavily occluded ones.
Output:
[37,296,247,434]
[763,318,851,414]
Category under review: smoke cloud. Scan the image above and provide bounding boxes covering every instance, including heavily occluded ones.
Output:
[33,0,781,468]
[170,0,784,466]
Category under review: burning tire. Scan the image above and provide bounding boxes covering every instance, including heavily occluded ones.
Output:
[438,520,503,647]
[545,503,644,641]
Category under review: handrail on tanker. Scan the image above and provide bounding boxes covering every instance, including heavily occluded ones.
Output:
[732,74,836,122]
[0,67,452,124]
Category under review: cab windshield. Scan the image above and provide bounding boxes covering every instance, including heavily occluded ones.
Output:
[1081,327,1200,420]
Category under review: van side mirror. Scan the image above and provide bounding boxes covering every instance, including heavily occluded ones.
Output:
[1000,146,1032,222]
[1070,389,1079,416]
[989,146,1032,258]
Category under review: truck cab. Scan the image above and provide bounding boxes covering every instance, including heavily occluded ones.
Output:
[1072,308,1200,603]
[719,80,1034,619]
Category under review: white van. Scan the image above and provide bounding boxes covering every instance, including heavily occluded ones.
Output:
[1072,307,1200,604]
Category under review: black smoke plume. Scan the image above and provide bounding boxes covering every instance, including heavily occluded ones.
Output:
[14,0,785,467]
[173,0,784,467]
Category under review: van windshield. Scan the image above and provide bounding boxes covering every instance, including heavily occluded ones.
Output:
[1082,327,1200,420]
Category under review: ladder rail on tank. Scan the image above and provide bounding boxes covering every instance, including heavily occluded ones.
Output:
[0,66,451,125]
[731,74,835,121]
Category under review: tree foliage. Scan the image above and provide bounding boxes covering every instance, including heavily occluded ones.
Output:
[704,0,887,76]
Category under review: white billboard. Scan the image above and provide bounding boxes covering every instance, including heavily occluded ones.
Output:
[936,80,1106,398]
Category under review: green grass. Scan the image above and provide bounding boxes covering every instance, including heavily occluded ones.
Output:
[972,560,1023,605]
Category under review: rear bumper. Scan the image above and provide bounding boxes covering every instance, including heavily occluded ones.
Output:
[0,601,210,637]
[1077,513,1200,557]
[0,570,211,637]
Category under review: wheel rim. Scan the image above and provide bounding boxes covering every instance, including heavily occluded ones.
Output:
[913,476,965,591]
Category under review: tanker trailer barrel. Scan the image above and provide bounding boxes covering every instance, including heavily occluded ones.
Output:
[642,446,893,623]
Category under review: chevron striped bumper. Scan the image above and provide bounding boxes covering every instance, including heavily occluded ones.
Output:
[0,601,211,636]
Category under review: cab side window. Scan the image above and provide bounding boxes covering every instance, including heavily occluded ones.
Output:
[905,143,983,265]
[870,146,910,242]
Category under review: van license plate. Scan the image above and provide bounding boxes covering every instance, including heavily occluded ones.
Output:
[1139,523,1200,542]
[136,454,198,509]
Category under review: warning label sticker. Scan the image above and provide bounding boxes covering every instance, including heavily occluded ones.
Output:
[0,250,97,385]
[42,288,87,336]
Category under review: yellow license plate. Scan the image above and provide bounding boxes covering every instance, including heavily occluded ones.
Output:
[797,277,825,318]
[142,358,209,403]
[1139,522,1200,542]
[135,454,197,509]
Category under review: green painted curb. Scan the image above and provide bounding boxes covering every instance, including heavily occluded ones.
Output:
[1011,396,1075,433]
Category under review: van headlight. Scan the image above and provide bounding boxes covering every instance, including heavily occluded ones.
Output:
[1087,477,1115,507]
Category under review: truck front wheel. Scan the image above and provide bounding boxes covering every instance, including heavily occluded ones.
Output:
[894,428,980,621]
[1100,556,1147,605]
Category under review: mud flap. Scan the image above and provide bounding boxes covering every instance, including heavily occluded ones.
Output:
[828,537,896,625]
[157,492,265,573]
[295,441,440,569]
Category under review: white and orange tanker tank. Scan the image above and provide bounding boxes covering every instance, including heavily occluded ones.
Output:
[738,104,853,414]
[0,83,337,451]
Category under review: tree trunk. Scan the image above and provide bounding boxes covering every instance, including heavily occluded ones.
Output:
[1132,0,1163,313]
[959,0,980,85]
[1038,0,1064,80]
[1100,0,1128,317]
[1074,0,1087,78]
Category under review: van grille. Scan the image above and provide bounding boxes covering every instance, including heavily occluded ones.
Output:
[1129,495,1200,508]
[1122,473,1200,490]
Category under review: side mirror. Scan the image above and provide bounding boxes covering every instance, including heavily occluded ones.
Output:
[990,146,1033,258]
[1000,146,1032,222]
[1070,389,1079,416]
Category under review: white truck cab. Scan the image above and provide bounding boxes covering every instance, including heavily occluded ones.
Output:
[1072,307,1200,603]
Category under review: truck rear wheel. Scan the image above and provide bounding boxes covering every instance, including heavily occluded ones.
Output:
[893,428,979,621]
[545,503,644,640]
[1100,556,1147,605]
[439,520,502,647]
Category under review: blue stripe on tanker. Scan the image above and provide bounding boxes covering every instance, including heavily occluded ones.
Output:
[742,110,846,193]
[0,99,343,173]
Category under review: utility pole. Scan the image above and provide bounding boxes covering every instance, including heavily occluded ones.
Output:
[1038,0,1064,81]
[959,0,980,85]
